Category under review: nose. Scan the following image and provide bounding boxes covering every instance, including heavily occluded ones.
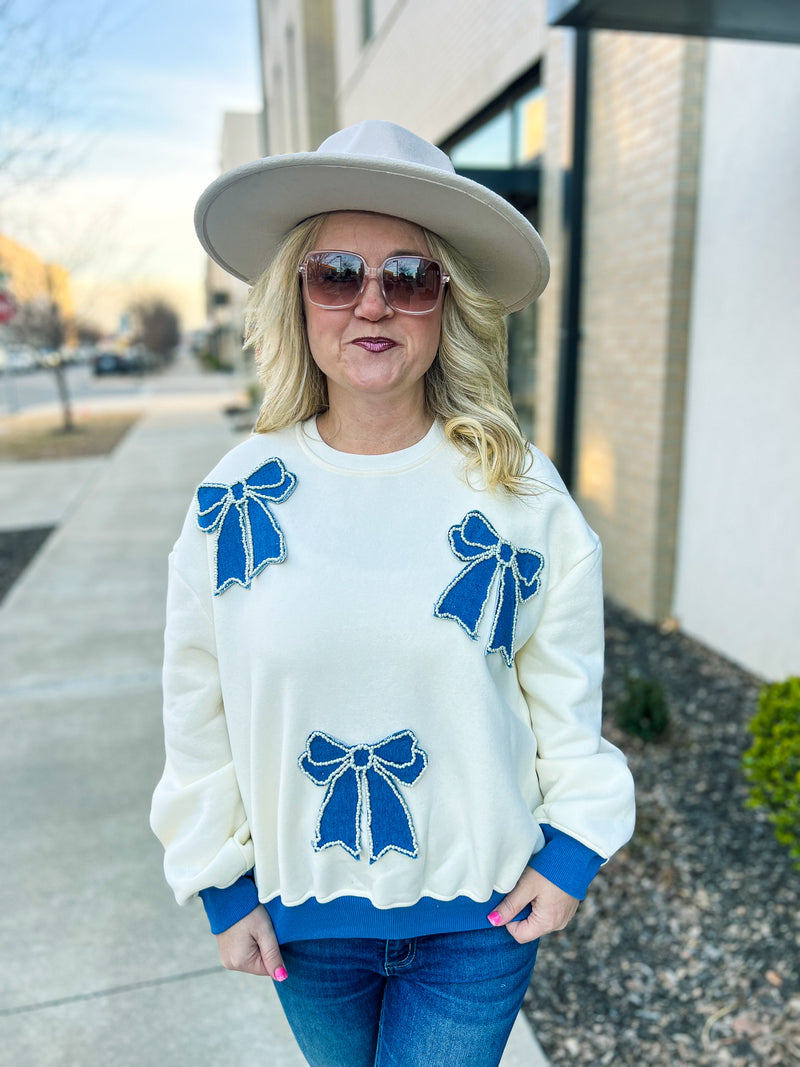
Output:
[354,275,393,320]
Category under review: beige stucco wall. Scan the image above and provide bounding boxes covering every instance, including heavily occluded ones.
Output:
[573,31,705,621]
[673,38,800,679]
[258,0,337,154]
[206,112,262,367]
[333,0,548,143]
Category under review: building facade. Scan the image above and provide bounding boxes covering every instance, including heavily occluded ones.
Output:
[252,0,800,679]
[256,0,337,155]
[0,233,73,319]
[205,111,262,369]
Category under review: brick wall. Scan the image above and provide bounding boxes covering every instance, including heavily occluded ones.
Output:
[535,28,574,460]
[574,31,705,620]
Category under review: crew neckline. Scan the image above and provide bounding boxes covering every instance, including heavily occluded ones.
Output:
[298,416,445,473]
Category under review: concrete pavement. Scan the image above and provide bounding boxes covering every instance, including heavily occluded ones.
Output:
[0,370,548,1066]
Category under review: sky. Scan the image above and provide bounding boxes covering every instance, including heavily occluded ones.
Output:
[0,0,263,330]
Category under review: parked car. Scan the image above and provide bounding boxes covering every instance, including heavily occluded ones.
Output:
[92,352,130,375]
[125,345,158,374]
[37,349,64,369]
[3,344,40,373]
[71,345,100,365]
[92,346,158,376]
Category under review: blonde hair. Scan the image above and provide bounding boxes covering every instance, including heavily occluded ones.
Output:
[245,214,534,494]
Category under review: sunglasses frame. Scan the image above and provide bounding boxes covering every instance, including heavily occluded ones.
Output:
[299,250,450,315]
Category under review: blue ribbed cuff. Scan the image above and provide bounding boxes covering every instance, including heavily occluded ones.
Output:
[199,871,260,934]
[528,824,604,900]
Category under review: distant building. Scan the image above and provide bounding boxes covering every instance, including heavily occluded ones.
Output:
[256,0,337,156]
[205,111,263,370]
[0,233,73,321]
[253,0,800,679]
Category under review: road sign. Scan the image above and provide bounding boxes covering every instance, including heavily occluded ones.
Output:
[0,290,18,324]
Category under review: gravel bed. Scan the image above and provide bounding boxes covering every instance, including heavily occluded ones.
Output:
[523,600,799,1066]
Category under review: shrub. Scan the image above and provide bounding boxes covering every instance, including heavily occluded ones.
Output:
[615,672,670,741]
[197,349,233,373]
[742,676,800,868]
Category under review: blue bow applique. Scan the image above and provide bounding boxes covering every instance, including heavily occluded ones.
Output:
[298,730,428,863]
[434,510,544,667]
[196,458,297,595]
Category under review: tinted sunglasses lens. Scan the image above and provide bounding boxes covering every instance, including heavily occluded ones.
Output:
[305,253,364,306]
[383,257,442,311]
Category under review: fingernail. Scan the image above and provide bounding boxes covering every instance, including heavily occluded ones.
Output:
[487,911,503,927]
[274,967,288,982]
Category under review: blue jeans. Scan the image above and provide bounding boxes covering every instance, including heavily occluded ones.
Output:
[273,927,539,1067]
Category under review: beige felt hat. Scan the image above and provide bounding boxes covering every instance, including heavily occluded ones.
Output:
[194,120,549,313]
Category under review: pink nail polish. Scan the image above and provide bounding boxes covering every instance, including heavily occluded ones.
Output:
[487,911,503,927]
[274,967,288,982]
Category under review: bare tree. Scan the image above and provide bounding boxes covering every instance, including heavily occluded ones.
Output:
[11,294,73,430]
[73,317,103,346]
[129,299,181,362]
[0,0,113,201]
[0,1,121,427]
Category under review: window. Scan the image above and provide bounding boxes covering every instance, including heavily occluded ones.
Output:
[515,86,546,165]
[450,111,513,170]
[362,0,375,44]
[448,87,546,170]
[444,76,546,440]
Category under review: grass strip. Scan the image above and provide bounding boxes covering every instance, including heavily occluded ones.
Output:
[0,411,140,461]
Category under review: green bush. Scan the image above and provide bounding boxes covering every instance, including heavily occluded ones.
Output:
[196,349,233,373]
[742,676,800,867]
[614,672,670,741]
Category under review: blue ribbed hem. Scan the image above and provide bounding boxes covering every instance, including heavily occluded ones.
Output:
[265,891,531,943]
[529,823,604,900]
[199,872,260,934]
[197,875,527,939]
[198,824,603,936]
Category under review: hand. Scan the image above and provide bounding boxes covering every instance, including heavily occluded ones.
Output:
[215,905,287,981]
[488,867,579,944]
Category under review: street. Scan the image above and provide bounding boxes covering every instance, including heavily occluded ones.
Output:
[0,351,240,418]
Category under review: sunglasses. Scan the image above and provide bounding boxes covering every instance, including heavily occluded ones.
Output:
[299,251,449,314]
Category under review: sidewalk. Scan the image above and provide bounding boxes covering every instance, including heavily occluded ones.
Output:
[0,381,548,1066]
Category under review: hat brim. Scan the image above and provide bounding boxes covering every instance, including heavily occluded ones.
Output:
[194,152,549,313]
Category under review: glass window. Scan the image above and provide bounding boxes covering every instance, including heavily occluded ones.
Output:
[362,0,375,44]
[507,299,538,441]
[514,87,546,165]
[445,81,543,440]
[449,110,513,169]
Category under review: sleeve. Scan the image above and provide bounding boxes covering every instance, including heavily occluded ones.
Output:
[528,824,604,900]
[199,872,261,934]
[516,541,636,862]
[149,550,255,906]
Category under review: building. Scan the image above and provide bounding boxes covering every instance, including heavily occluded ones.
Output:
[205,111,263,369]
[256,0,337,156]
[252,0,800,679]
[0,233,73,320]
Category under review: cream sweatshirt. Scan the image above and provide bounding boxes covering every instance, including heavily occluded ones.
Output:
[151,418,635,938]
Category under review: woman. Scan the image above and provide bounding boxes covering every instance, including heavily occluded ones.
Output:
[151,120,635,1066]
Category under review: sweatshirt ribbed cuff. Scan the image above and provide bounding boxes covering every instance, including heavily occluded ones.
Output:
[528,823,604,900]
[199,871,260,934]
